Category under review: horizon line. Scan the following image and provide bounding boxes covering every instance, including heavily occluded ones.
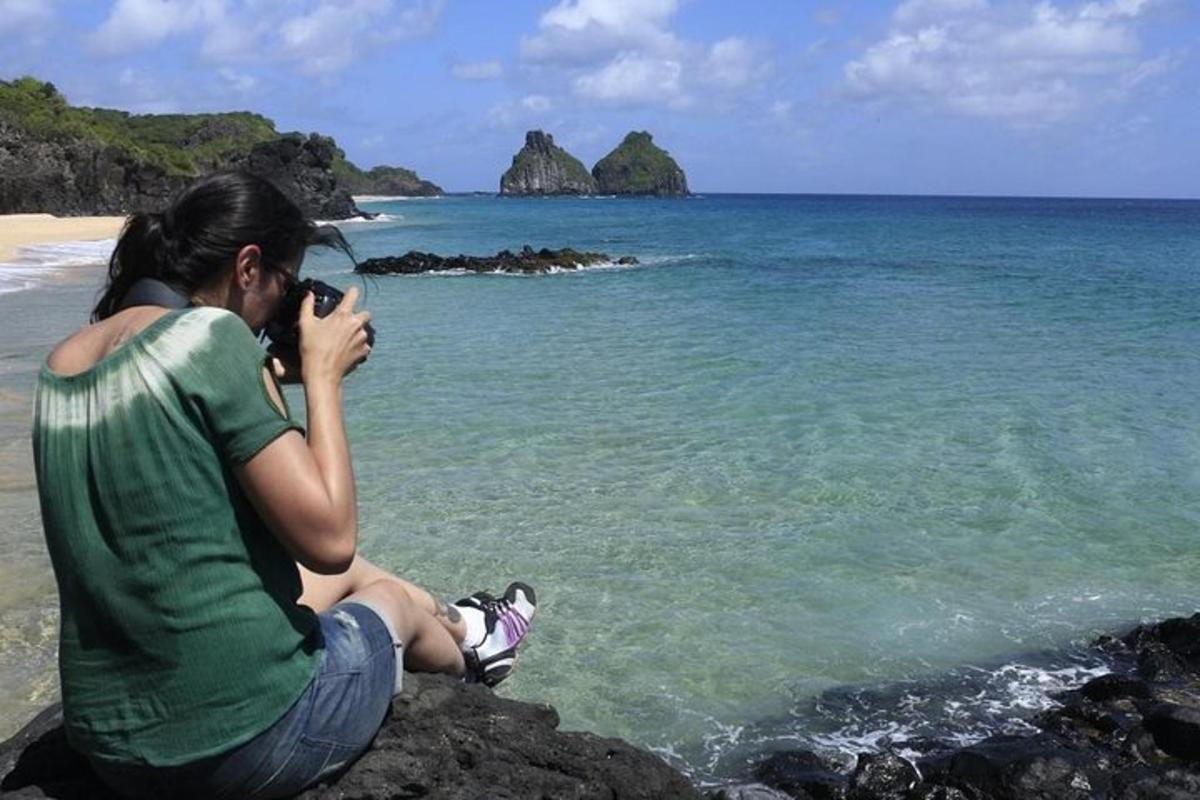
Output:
[415,190,1200,202]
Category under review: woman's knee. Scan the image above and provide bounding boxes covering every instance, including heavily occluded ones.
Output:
[349,579,419,640]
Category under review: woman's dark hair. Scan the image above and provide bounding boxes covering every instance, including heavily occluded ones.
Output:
[93,171,354,321]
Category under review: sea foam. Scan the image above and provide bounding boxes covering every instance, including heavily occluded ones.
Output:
[0,239,114,295]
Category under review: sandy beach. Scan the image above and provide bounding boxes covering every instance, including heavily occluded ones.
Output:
[0,214,126,262]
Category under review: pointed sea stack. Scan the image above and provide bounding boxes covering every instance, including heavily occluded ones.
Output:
[500,130,597,196]
[592,131,689,196]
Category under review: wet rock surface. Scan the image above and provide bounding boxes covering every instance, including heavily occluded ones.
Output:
[0,673,699,799]
[357,245,638,275]
[719,615,1200,800]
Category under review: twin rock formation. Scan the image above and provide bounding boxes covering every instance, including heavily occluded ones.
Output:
[500,130,688,197]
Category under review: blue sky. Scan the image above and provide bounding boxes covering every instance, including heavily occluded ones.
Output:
[1,0,1197,197]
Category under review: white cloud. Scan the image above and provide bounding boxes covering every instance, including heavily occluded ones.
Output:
[517,0,769,109]
[573,53,684,105]
[451,60,504,80]
[87,0,444,76]
[521,94,552,112]
[521,0,681,65]
[0,0,54,34]
[279,0,393,75]
[700,37,770,90]
[1079,0,1151,20]
[844,0,1171,126]
[217,67,257,93]
[89,0,223,55]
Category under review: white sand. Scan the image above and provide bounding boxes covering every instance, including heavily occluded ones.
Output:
[0,214,126,262]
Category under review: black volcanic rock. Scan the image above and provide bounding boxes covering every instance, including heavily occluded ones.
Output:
[720,614,1200,800]
[226,132,358,219]
[592,131,689,196]
[753,750,847,799]
[0,674,700,800]
[500,130,597,195]
[357,245,637,275]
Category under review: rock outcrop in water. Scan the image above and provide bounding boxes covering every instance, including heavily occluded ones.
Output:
[592,131,689,196]
[500,130,597,195]
[719,614,1200,800]
[0,673,700,799]
[356,245,637,275]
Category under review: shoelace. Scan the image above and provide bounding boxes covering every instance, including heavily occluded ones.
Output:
[476,595,530,646]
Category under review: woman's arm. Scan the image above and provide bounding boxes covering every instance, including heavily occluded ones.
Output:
[235,288,372,574]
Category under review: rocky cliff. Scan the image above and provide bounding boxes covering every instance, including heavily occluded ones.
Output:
[0,77,371,219]
[592,131,689,196]
[226,133,358,219]
[500,130,597,195]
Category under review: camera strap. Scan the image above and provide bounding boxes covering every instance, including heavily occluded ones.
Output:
[118,278,192,311]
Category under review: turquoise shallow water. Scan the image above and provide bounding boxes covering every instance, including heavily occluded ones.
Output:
[1,194,1198,780]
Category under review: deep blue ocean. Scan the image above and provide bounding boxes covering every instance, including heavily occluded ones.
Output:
[1,193,1198,782]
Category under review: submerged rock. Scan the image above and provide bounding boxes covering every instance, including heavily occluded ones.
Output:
[0,673,700,799]
[356,245,638,275]
[500,130,597,195]
[592,131,689,196]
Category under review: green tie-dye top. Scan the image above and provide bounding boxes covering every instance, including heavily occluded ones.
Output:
[33,307,320,767]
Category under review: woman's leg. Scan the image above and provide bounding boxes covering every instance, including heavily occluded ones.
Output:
[298,554,468,644]
[342,578,465,675]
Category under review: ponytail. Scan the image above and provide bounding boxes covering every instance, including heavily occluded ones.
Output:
[91,171,356,322]
[92,212,176,321]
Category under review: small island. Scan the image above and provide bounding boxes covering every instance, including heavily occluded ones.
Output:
[593,131,689,196]
[498,129,690,197]
[499,131,597,196]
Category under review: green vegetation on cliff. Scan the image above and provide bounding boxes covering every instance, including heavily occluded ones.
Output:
[332,154,443,196]
[2,76,441,200]
[0,77,277,176]
[591,131,688,196]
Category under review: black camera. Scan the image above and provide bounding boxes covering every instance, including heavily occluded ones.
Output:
[265,278,376,348]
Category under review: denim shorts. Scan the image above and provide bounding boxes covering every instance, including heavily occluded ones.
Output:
[90,601,402,800]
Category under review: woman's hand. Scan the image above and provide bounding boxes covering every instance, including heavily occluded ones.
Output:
[297,286,372,386]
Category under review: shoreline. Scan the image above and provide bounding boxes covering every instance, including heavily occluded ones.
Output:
[0,214,126,263]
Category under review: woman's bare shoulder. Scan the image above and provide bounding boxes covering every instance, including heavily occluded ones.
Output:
[46,307,174,377]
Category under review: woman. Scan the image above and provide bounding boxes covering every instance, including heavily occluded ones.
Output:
[32,171,536,798]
